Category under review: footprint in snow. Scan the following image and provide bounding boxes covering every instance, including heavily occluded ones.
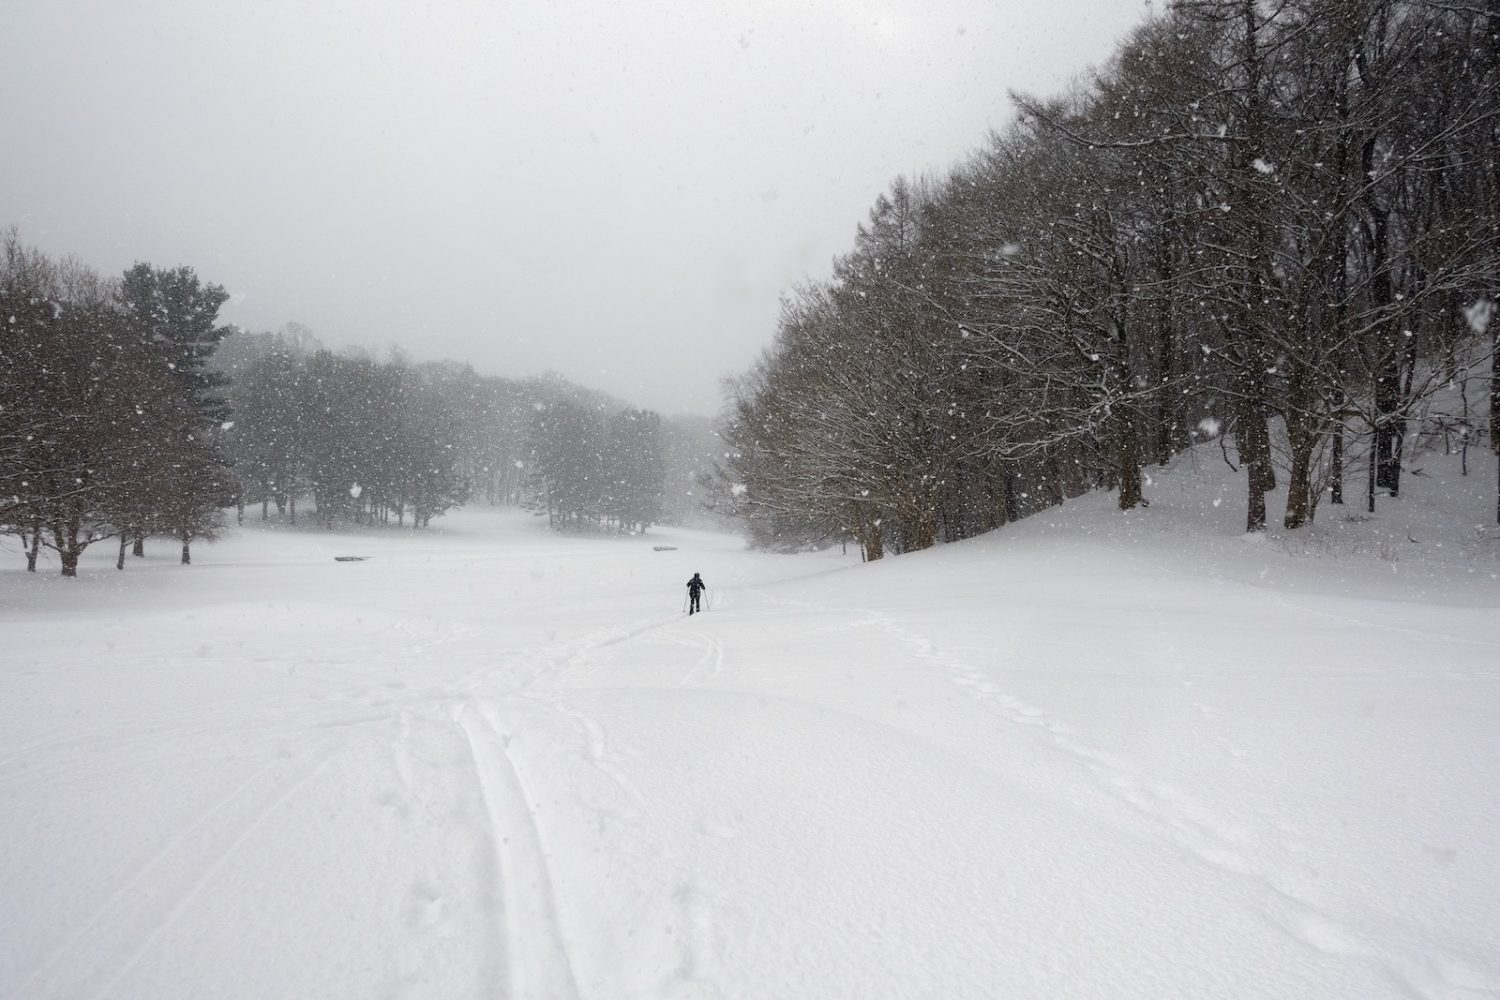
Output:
[404,883,447,929]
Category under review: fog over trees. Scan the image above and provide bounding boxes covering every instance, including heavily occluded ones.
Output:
[215,337,695,539]
[2,235,719,575]
[716,0,1500,559]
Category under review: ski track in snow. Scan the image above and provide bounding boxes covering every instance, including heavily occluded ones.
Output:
[455,699,583,1000]
[670,628,725,688]
[0,693,288,764]
[0,708,390,795]
[1263,589,1500,672]
[544,696,647,819]
[17,735,354,1000]
[765,588,1497,1000]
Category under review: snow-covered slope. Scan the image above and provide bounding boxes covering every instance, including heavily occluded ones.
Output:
[3,447,1498,999]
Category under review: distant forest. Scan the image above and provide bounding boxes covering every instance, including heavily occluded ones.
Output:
[717,0,1500,559]
[1,232,725,576]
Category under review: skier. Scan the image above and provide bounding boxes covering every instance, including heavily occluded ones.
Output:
[686,572,707,615]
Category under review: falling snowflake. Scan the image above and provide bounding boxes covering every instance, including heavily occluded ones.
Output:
[1464,298,1493,336]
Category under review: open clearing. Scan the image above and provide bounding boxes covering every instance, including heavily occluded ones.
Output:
[4,453,1499,999]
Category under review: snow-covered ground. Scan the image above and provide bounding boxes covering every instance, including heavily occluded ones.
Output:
[4,448,1499,1000]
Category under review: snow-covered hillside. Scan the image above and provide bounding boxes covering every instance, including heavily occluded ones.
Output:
[3,447,1498,1000]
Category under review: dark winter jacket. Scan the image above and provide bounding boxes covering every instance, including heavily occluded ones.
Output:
[686,574,706,595]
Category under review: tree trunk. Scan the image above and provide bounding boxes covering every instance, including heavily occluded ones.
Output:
[1048,448,1068,505]
[1242,400,1271,532]
[133,532,145,557]
[1283,428,1318,529]
[902,507,938,551]
[1325,51,1352,512]
[26,521,41,572]
[1282,355,1321,529]
[1233,0,1271,535]
[1381,332,1420,499]
[55,515,84,577]
[1330,423,1345,505]
[1111,297,1143,511]
[181,536,191,565]
[117,533,128,570]
[859,508,884,561]
[1001,462,1019,524]
[1365,143,1404,497]
[1492,295,1499,525]
[1117,405,1143,511]
[1492,0,1500,523]
[1155,215,1176,466]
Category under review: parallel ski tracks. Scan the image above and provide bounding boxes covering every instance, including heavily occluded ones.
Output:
[15,574,764,999]
[0,692,306,770]
[15,732,355,1000]
[455,700,582,1000]
[0,703,390,792]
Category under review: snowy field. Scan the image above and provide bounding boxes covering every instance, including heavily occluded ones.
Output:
[4,450,1499,1000]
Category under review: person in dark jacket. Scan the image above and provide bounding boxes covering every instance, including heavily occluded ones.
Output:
[686,572,707,614]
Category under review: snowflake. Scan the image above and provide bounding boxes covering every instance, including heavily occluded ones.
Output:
[1464,298,1493,336]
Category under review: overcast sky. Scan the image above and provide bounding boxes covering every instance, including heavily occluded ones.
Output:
[3,0,1150,416]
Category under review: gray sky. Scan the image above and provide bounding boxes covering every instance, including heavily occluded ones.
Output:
[3,0,1149,416]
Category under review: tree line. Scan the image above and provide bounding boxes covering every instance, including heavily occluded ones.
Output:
[4,236,689,576]
[528,400,665,533]
[220,334,673,536]
[219,332,470,529]
[1,232,234,574]
[718,0,1500,559]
